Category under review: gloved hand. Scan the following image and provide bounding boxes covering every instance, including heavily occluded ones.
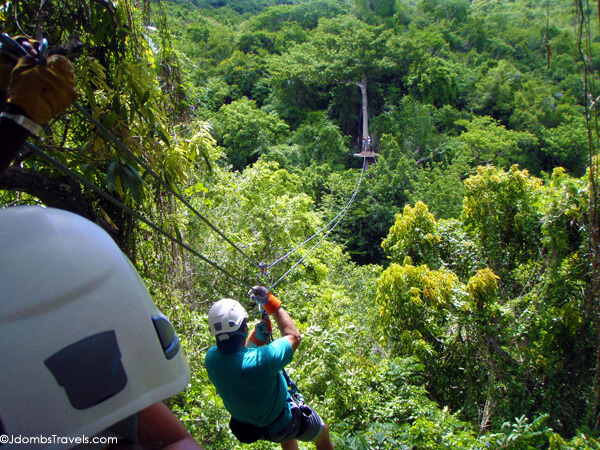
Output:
[248,286,281,314]
[247,319,272,347]
[8,54,78,125]
[1,36,39,92]
[255,319,271,341]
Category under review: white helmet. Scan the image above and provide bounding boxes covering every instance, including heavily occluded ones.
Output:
[208,299,248,337]
[0,206,190,449]
[208,299,249,353]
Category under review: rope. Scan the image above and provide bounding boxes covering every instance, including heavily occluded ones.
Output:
[72,102,260,269]
[267,156,367,289]
[29,104,366,293]
[26,142,253,290]
[267,156,367,271]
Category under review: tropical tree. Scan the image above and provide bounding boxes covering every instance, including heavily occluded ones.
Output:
[212,98,289,171]
[0,0,214,257]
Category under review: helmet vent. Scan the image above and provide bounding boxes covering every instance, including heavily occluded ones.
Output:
[44,330,127,410]
[214,322,222,331]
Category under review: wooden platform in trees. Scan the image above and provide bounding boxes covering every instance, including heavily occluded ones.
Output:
[353,151,377,158]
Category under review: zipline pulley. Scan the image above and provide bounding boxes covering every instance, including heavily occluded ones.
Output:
[256,262,270,287]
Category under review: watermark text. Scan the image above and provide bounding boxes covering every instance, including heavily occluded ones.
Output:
[0,433,119,446]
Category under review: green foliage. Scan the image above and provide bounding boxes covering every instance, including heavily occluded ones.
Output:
[268,15,392,91]
[289,111,349,169]
[540,114,589,176]
[473,60,523,122]
[407,56,461,107]
[462,165,543,285]
[437,218,484,281]
[419,0,470,23]
[457,116,538,168]
[540,167,588,271]
[329,135,416,264]
[247,0,347,32]
[382,201,441,268]
[376,262,459,357]
[485,415,553,449]
[5,0,600,448]
[408,152,472,220]
[550,432,600,449]
[212,98,289,171]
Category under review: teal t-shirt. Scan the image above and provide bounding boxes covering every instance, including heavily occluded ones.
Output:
[205,337,294,432]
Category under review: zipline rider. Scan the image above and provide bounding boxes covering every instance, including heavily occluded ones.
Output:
[205,288,334,450]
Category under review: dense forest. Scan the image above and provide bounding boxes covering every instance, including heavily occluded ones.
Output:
[2,0,600,448]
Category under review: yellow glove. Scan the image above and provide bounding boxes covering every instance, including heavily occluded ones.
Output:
[8,54,78,124]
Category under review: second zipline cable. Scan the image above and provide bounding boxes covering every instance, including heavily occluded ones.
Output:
[72,102,260,270]
[26,142,253,290]
[268,156,368,289]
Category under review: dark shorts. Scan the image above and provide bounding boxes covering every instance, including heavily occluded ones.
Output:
[266,398,325,443]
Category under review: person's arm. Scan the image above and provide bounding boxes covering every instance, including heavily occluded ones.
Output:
[0,52,29,173]
[0,47,78,173]
[0,114,30,172]
[271,305,301,352]
[246,317,270,348]
[136,402,204,449]
[248,286,302,352]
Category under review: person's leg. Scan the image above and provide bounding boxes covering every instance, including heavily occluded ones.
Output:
[281,439,299,450]
[313,424,334,450]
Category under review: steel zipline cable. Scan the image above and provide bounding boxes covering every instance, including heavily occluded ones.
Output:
[267,156,368,289]
[33,103,368,293]
[25,142,253,290]
[72,102,259,270]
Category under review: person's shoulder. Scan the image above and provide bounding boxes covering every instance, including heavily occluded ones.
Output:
[266,337,293,357]
[204,345,219,361]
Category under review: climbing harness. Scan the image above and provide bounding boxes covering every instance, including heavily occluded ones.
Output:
[283,369,305,406]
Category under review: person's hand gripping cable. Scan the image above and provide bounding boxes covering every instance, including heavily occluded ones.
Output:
[0,34,78,137]
[0,34,78,173]
[248,286,281,314]
[247,286,280,348]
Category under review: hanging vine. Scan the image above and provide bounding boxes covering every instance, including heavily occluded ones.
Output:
[574,0,600,429]
[0,0,210,261]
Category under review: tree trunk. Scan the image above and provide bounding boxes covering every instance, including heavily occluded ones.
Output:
[0,166,116,241]
[357,75,369,150]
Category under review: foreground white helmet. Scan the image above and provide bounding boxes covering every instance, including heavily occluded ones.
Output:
[0,206,190,449]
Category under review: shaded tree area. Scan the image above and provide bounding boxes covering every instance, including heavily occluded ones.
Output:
[0,0,215,259]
